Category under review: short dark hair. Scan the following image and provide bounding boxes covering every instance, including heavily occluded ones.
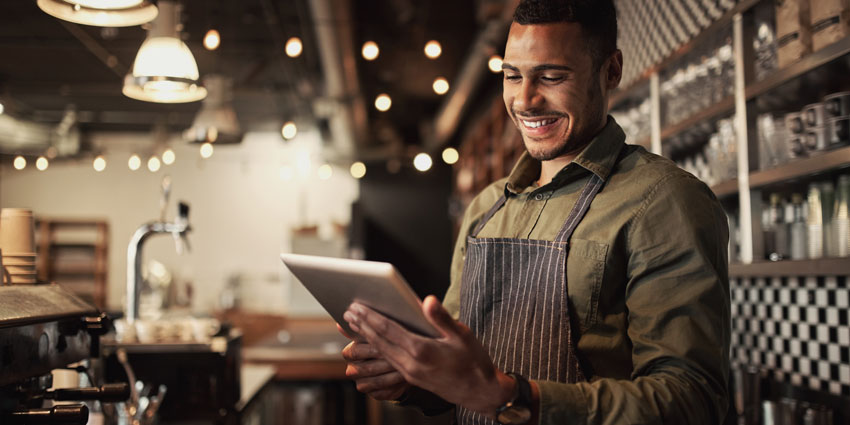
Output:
[513,0,618,69]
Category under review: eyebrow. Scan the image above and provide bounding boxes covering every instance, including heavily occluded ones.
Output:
[501,63,574,73]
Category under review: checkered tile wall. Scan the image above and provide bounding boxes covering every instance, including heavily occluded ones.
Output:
[616,0,740,86]
[731,276,850,397]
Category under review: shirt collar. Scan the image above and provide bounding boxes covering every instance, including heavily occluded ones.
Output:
[504,116,626,195]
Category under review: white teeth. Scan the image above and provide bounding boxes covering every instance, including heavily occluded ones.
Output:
[522,118,556,128]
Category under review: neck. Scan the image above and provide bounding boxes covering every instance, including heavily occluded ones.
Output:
[536,117,608,186]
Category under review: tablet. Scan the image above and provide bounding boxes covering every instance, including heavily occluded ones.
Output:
[280,253,440,339]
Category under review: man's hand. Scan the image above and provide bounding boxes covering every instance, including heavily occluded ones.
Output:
[337,324,410,400]
[343,296,516,419]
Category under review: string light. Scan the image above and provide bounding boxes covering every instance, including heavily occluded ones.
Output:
[203,29,220,50]
[374,94,391,112]
[93,155,106,172]
[36,156,49,171]
[318,164,333,180]
[147,156,161,172]
[285,37,303,58]
[488,55,503,73]
[281,122,297,140]
[0,102,4,115]
[442,147,459,165]
[350,162,366,179]
[162,149,175,165]
[424,40,442,59]
[200,142,214,158]
[362,41,379,60]
[13,156,26,170]
[413,153,432,172]
[433,77,449,95]
[128,154,141,170]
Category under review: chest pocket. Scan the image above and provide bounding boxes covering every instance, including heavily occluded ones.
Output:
[567,238,608,331]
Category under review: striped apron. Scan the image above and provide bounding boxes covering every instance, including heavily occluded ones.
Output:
[457,173,605,425]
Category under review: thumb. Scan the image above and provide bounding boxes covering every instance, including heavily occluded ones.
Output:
[422,295,458,337]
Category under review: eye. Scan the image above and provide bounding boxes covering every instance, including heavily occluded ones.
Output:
[541,75,564,82]
[504,74,521,82]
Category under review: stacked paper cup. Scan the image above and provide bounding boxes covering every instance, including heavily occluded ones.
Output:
[0,208,37,284]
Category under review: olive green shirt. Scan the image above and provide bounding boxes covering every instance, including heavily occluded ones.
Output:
[444,118,731,424]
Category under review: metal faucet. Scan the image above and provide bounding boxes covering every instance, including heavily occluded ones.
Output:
[125,177,191,324]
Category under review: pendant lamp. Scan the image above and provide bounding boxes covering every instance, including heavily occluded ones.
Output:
[122,0,207,103]
[37,0,158,27]
[184,75,243,144]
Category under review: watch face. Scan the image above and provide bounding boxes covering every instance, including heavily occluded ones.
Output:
[497,406,532,425]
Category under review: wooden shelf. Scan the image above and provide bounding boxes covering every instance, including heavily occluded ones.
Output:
[729,257,850,277]
[660,96,735,141]
[746,35,850,101]
[749,145,850,189]
[711,178,738,198]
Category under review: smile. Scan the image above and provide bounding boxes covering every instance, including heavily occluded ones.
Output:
[519,117,560,134]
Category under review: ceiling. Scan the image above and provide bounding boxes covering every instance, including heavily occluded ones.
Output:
[0,0,508,160]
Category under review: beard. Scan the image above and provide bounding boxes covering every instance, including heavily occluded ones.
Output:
[518,80,605,162]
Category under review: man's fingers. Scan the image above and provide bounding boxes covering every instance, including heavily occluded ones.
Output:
[422,295,460,337]
[342,340,382,361]
[345,305,417,370]
[345,358,397,379]
[336,323,354,339]
[352,371,406,395]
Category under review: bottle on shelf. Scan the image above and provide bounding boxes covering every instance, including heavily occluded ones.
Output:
[790,193,808,260]
[820,181,836,257]
[766,193,789,261]
[806,184,824,259]
[834,175,850,257]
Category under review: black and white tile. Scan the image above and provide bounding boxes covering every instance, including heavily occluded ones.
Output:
[731,276,850,397]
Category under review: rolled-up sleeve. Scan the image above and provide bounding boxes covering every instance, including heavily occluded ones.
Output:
[535,173,731,425]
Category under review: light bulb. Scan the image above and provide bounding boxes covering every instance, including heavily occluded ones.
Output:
[285,37,303,57]
[442,147,459,165]
[362,41,379,60]
[413,153,432,172]
[147,156,161,172]
[203,29,220,50]
[93,155,106,172]
[128,154,141,170]
[281,122,297,140]
[13,156,26,170]
[200,142,214,158]
[0,102,4,115]
[375,94,391,112]
[424,40,441,59]
[318,164,333,180]
[433,77,449,95]
[162,149,175,165]
[350,161,366,179]
[36,156,49,171]
[488,55,503,73]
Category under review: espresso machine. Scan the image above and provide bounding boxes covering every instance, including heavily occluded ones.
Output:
[0,284,130,424]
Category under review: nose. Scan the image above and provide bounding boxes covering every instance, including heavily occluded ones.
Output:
[513,79,542,112]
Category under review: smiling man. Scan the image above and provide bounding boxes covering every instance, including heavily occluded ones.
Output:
[340,1,732,424]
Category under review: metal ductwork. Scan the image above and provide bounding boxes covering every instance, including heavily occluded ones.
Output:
[426,0,519,152]
[308,0,368,158]
[0,108,81,156]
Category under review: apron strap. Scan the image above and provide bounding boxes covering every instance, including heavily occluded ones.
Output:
[470,194,507,238]
[554,174,605,244]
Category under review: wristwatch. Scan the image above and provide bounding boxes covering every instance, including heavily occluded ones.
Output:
[496,373,533,425]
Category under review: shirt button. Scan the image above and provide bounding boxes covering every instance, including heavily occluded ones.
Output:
[534,193,544,201]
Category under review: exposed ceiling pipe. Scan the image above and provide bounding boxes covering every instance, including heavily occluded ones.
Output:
[0,109,80,156]
[426,0,518,152]
[308,0,368,158]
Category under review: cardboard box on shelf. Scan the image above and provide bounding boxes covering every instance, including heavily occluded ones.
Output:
[776,0,812,67]
[810,0,850,51]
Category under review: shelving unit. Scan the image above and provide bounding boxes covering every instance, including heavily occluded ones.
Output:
[729,257,850,277]
[35,218,108,309]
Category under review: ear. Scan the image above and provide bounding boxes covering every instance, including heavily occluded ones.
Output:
[605,50,623,90]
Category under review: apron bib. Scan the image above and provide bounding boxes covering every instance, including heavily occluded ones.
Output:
[457,173,605,425]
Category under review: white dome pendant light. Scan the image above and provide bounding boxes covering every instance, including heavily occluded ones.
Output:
[122,0,206,103]
[37,0,158,27]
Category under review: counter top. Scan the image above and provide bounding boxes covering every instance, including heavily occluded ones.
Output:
[236,364,276,412]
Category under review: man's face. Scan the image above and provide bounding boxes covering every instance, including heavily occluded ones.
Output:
[502,22,608,161]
